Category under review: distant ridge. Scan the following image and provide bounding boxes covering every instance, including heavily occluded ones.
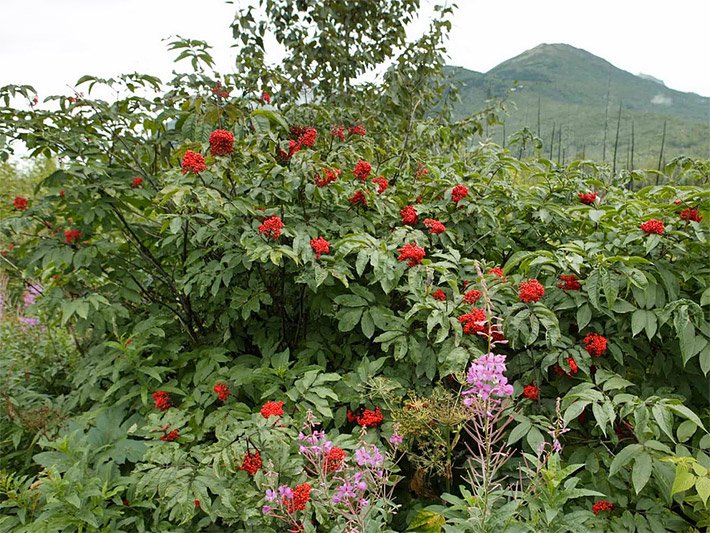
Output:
[448,43,709,166]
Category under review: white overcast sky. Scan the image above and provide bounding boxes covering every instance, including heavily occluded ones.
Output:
[1,0,709,97]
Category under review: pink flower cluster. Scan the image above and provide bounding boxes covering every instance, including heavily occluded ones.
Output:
[462,353,514,405]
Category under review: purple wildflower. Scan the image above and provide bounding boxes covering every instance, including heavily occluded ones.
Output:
[461,353,514,405]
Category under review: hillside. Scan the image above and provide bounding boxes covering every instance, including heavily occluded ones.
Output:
[450,43,710,168]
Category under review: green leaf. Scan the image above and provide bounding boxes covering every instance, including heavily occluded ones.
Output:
[696,476,710,506]
[508,419,532,445]
[671,466,696,495]
[610,444,643,476]
[576,304,592,330]
[360,310,375,339]
[632,452,652,494]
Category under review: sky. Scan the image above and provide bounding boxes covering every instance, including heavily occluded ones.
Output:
[1,0,709,98]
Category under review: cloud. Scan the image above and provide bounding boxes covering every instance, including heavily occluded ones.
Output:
[651,94,673,106]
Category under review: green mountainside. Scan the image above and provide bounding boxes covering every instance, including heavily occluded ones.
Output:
[449,43,710,168]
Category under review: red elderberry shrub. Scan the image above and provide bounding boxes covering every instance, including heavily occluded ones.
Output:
[673,199,682,205]
[298,127,317,148]
[558,274,581,290]
[424,218,446,234]
[463,289,481,305]
[458,308,487,335]
[415,163,428,177]
[592,500,614,515]
[331,124,345,141]
[348,124,366,136]
[240,450,263,475]
[518,279,545,303]
[400,205,419,225]
[523,384,539,401]
[583,332,607,357]
[357,406,384,427]
[285,483,312,513]
[152,391,172,411]
[451,184,469,203]
[260,400,284,419]
[261,91,271,104]
[209,129,235,156]
[64,229,81,244]
[324,447,347,472]
[194,499,201,509]
[353,160,372,181]
[258,216,284,240]
[397,243,426,267]
[277,139,301,162]
[346,408,358,423]
[554,357,579,376]
[13,196,28,210]
[214,383,230,402]
[131,177,143,188]
[639,219,664,235]
[310,236,330,259]
[680,208,702,222]
[181,150,206,174]
[578,191,597,205]
[432,288,446,301]
[315,167,341,187]
[371,176,389,193]
[349,190,367,207]
[160,428,180,442]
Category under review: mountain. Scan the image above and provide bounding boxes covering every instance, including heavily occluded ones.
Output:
[449,43,710,167]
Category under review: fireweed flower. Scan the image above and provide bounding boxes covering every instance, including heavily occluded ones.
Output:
[310,236,330,259]
[354,446,384,468]
[260,400,284,418]
[397,243,425,267]
[592,500,614,515]
[424,218,446,234]
[400,205,419,225]
[349,190,367,207]
[578,191,597,205]
[463,289,482,305]
[518,279,545,303]
[583,332,607,357]
[432,288,446,301]
[353,160,372,181]
[131,176,143,188]
[209,129,235,156]
[181,150,206,174]
[64,229,81,244]
[214,383,230,402]
[451,184,469,203]
[639,219,664,234]
[152,391,172,411]
[680,208,702,222]
[557,274,582,290]
[523,384,539,401]
[258,216,284,240]
[13,196,28,210]
[240,451,263,475]
[461,353,514,405]
[389,433,403,446]
[371,176,389,193]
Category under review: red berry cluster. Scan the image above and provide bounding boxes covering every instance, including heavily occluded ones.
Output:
[160,428,180,442]
[639,219,664,235]
[240,451,263,475]
[592,500,614,515]
[310,236,330,259]
[397,243,426,267]
[182,150,207,174]
[348,124,366,136]
[353,160,372,181]
[260,400,284,419]
[451,184,469,203]
[209,129,235,156]
[131,177,143,188]
[489,266,505,279]
[258,216,284,240]
[64,229,81,244]
[212,81,230,99]
[424,218,446,234]
[349,190,367,207]
[463,289,481,305]
[680,208,702,222]
[578,192,597,205]
[315,167,341,187]
[214,383,231,402]
[458,308,487,335]
[523,384,539,401]
[518,279,545,303]
[583,332,607,357]
[557,274,581,290]
[261,91,271,104]
[152,391,172,411]
[371,176,389,193]
[432,288,446,301]
[554,357,579,377]
[13,196,28,210]
[323,447,347,472]
[400,205,419,225]
[347,406,384,427]
[285,483,312,513]
[331,124,345,141]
